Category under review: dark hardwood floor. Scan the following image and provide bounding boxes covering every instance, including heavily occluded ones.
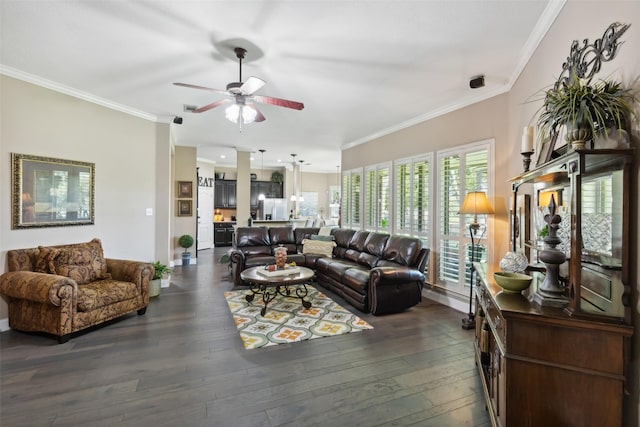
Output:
[1,247,491,427]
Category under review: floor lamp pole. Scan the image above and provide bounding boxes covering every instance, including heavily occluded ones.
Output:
[462,222,485,330]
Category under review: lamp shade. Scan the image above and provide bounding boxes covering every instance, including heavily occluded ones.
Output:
[459,192,494,215]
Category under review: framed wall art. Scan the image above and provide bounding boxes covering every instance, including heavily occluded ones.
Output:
[11,153,95,229]
[177,199,192,217]
[535,132,558,166]
[177,181,192,198]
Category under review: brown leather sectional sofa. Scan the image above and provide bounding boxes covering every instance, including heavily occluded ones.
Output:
[230,226,429,315]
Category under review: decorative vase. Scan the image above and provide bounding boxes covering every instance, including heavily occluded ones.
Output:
[274,246,287,269]
[499,251,529,273]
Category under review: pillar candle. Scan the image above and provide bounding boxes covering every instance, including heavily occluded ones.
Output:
[521,126,534,153]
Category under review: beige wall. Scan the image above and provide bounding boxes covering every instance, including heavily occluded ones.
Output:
[343,93,511,266]
[0,75,163,319]
[343,3,640,424]
[300,171,340,219]
[173,146,197,263]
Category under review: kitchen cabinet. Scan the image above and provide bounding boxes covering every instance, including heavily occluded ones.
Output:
[214,222,235,246]
[214,180,236,208]
[250,181,284,208]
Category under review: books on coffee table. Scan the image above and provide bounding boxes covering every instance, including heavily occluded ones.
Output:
[257,266,301,277]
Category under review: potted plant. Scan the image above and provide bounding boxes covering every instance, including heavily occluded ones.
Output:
[535,72,637,149]
[150,261,171,297]
[153,260,172,288]
[218,249,233,274]
[178,234,194,265]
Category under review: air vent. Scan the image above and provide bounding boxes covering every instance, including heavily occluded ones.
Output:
[183,104,197,113]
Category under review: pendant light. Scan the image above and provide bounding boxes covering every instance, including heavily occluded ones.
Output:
[258,149,266,201]
[298,159,305,202]
[290,154,298,202]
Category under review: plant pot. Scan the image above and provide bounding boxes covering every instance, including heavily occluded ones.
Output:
[565,125,591,150]
[182,252,191,265]
[149,279,161,297]
[161,275,171,288]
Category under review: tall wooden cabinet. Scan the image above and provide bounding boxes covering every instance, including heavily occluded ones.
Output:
[474,149,635,427]
[475,264,632,427]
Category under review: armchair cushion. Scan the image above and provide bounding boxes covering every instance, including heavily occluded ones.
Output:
[76,279,140,312]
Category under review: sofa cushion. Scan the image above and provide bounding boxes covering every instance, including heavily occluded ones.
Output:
[76,279,140,312]
[269,227,295,246]
[377,235,423,268]
[48,239,111,285]
[235,227,271,256]
[342,267,371,294]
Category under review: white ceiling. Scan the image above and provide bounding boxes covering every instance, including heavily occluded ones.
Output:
[0,1,563,172]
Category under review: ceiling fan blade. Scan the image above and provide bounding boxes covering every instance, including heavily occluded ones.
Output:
[240,77,266,95]
[194,98,231,113]
[247,104,266,122]
[253,95,304,110]
[173,82,228,94]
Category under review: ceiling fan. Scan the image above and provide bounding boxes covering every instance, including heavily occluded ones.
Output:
[174,47,304,125]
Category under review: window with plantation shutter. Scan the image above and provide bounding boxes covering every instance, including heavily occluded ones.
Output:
[364,163,391,232]
[394,155,431,239]
[341,169,362,229]
[436,141,492,296]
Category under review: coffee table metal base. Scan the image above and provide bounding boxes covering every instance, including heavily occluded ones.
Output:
[245,283,311,316]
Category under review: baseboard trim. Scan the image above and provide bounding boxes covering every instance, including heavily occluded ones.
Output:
[0,318,10,332]
[422,286,468,314]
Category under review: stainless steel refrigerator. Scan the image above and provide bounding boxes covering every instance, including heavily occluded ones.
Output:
[259,198,288,220]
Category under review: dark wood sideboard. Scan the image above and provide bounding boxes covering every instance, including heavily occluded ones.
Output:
[474,263,632,427]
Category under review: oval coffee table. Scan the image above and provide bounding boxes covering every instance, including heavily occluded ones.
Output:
[240,266,315,316]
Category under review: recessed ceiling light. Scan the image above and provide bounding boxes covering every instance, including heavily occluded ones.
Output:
[220,155,226,159]
[277,159,281,163]
[250,157,255,161]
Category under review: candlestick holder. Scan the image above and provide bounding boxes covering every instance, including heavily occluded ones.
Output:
[521,151,534,172]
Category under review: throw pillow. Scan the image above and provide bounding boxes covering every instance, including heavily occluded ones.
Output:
[35,246,59,273]
[309,234,335,242]
[302,239,336,258]
[50,238,111,284]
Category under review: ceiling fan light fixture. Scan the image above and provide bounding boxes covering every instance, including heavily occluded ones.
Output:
[225,104,257,124]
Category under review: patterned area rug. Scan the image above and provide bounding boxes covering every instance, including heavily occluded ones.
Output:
[224,285,373,350]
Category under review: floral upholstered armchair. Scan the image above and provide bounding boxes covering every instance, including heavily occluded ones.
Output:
[0,238,153,343]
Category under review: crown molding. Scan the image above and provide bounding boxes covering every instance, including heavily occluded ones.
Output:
[0,65,158,122]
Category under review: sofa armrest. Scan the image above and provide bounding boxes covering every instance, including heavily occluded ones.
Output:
[0,271,77,306]
[370,266,425,285]
[106,259,153,295]
[369,267,425,316]
[230,250,247,286]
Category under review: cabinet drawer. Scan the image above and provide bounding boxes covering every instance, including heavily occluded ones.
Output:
[478,285,506,350]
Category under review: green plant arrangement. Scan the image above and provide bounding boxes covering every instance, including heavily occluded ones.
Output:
[178,234,195,266]
[271,171,283,183]
[218,249,233,273]
[152,261,172,280]
[178,234,194,253]
[535,72,638,149]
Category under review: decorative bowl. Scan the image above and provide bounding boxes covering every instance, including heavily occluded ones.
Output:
[493,272,533,294]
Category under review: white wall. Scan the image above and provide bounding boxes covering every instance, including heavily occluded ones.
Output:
[0,75,163,319]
